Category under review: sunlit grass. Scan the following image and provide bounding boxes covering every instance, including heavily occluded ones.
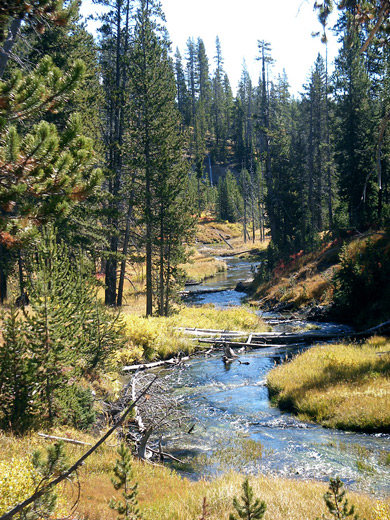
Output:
[0,425,386,520]
[181,250,227,283]
[267,337,390,432]
[108,305,269,367]
[167,304,269,332]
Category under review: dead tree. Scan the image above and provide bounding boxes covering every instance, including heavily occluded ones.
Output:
[124,372,191,461]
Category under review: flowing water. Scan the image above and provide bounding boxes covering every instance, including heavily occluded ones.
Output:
[160,257,390,496]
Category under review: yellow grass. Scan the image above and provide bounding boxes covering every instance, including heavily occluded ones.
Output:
[181,250,227,283]
[167,304,269,333]
[108,305,269,366]
[267,337,390,431]
[0,431,385,520]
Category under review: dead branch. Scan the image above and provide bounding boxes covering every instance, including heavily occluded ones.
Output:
[123,356,189,372]
[37,433,92,446]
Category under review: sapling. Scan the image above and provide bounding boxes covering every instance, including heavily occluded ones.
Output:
[109,443,142,520]
[318,477,364,520]
[22,441,70,520]
[229,478,267,520]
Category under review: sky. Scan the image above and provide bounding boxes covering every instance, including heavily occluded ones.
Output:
[80,0,341,96]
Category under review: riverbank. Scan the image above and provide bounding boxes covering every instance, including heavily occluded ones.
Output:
[109,305,269,368]
[250,231,390,330]
[0,430,386,520]
[267,336,390,432]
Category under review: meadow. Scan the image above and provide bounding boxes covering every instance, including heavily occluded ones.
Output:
[267,336,390,432]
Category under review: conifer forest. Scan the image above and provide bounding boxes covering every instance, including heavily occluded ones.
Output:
[1,1,390,520]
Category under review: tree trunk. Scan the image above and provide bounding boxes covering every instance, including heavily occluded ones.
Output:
[0,17,22,79]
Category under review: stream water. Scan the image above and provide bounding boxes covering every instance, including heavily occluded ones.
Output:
[160,257,390,496]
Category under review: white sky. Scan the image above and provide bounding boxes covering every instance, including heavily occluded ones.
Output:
[80,0,341,96]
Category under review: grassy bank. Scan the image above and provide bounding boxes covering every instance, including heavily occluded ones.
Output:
[109,305,269,368]
[181,249,227,283]
[0,430,386,520]
[267,337,390,432]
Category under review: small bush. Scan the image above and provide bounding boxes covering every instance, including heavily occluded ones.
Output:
[0,456,37,515]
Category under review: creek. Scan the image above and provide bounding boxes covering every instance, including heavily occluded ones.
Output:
[159,257,390,496]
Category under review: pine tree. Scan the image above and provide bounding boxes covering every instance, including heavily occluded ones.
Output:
[217,170,243,223]
[174,47,190,126]
[0,0,77,77]
[302,54,329,232]
[333,12,376,229]
[212,36,229,161]
[98,0,132,306]
[28,441,70,520]
[229,478,267,520]
[0,306,36,433]
[317,477,363,520]
[109,443,143,520]
[0,58,101,302]
[22,227,123,426]
[129,0,192,316]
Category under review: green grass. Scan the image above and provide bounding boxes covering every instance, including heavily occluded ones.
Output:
[267,336,390,432]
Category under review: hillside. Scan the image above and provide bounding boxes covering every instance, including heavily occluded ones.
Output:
[250,231,390,330]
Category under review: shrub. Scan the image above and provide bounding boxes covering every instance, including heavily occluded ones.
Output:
[0,456,37,515]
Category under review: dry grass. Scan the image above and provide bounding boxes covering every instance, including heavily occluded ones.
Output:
[267,337,390,432]
[0,431,384,520]
[107,306,269,367]
[196,217,269,255]
[181,250,227,283]
[167,304,269,333]
[252,231,387,311]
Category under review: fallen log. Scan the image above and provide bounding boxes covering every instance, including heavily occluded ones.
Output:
[197,338,305,349]
[176,327,248,335]
[218,232,234,249]
[123,357,189,372]
[38,433,92,446]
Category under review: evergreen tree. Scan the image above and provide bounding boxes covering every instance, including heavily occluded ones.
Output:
[174,47,190,126]
[234,61,255,169]
[22,227,124,426]
[110,443,142,520]
[333,15,376,229]
[0,58,101,302]
[317,477,363,520]
[217,170,243,223]
[98,0,132,306]
[0,0,77,77]
[0,306,36,433]
[129,0,192,316]
[229,478,266,520]
[212,36,229,161]
[302,54,329,232]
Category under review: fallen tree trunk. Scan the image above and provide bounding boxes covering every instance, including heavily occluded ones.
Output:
[123,356,189,372]
[197,338,305,349]
[37,433,92,446]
